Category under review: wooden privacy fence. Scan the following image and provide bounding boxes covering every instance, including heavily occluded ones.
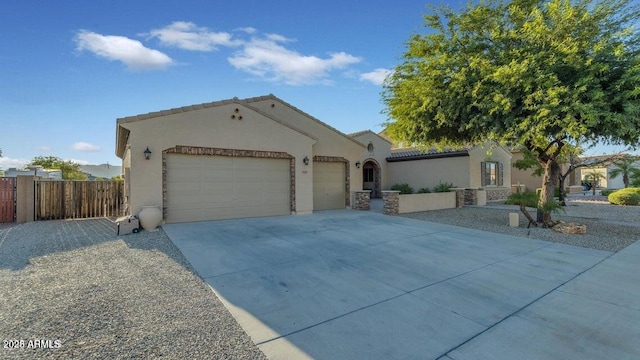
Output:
[36,180,124,220]
[0,177,16,223]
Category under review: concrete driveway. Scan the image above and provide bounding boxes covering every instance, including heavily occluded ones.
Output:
[163,210,640,359]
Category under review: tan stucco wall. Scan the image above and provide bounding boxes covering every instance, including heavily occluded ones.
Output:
[351,132,392,189]
[510,151,542,192]
[398,192,456,213]
[119,103,317,217]
[387,156,471,191]
[248,98,365,194]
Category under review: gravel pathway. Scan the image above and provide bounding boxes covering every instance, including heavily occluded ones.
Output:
[0,219,266,360]
[400,198,640,252]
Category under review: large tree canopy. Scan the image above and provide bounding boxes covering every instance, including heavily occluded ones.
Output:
[383,0,640,225]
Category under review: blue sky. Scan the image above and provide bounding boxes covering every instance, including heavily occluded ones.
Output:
[0,0,634,170]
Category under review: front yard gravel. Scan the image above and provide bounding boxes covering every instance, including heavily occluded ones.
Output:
[400,197,640,252]
[0,219,266,360]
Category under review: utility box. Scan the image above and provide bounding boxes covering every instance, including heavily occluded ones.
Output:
[509,213,520,227]
[116,215,140,235]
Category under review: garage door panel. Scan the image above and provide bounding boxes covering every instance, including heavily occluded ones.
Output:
[313,162,345,211]
[166,154,290,223]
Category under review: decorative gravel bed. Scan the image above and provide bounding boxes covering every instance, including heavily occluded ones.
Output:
[0,219,266,360]
[400,198,640,252]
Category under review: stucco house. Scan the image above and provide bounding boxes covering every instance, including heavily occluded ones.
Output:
[116,94,365,223]
[577,155,640,190]
[116,94,515,224]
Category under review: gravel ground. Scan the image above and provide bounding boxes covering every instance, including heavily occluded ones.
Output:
[400,196,640,252]
[0,219,266,360]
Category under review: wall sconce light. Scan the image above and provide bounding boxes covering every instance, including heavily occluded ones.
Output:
[143,147,152,160]
[355,161,361,168]
[303,156,309,165]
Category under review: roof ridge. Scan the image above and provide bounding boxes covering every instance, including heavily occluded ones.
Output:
[242,95,365,148]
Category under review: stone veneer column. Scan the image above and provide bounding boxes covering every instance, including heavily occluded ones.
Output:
[452,188,465,208]
[353,190,371,210]
[382,190,400,215]
[464,188,478,205]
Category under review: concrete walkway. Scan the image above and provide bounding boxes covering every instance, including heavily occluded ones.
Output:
[163,210,640,359]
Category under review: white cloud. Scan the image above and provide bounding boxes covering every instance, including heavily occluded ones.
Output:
[236,27,257,34]
[75,30,173,71]
[228,35,362,85]
[67,158,90,165]
[72,142,101,152]
[0,157,29,169]
[147,22,240,51]
[360,68,393,86]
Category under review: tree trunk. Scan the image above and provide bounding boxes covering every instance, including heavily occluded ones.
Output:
[623,174,629,188]
[537,159,561,226]
[558,176,566,206]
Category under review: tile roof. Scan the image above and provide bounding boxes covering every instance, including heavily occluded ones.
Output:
[387,147,469,161]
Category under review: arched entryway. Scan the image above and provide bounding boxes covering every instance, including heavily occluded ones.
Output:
[362,159,381,198]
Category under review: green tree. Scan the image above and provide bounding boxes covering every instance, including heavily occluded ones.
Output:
[28,156,88,180]
[609,155,640,188]
[382,0,640,227]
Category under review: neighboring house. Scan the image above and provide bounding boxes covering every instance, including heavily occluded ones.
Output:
[385,143,512,200]
[577,155,640,189]
[116,94,365,223]
[4,166,62,180]
[349,130,392,198]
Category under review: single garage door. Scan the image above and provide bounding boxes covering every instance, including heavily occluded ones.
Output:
[313,161,345,210]
[166,154,290,223]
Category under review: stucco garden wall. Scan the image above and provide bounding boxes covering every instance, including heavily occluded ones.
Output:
[397,192,457,214]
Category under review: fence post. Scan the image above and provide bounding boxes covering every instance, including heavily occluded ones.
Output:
[16,175,37,223]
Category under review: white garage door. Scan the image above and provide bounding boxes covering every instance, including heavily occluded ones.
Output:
[313,161,345,210]
[166,154,290,223]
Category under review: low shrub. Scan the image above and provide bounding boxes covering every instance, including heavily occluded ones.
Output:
[417,187,431,194]
[600,189,616,196]
[390,183,414,194]
[608,188,640,206]
[505,191,538,208]
[433,182,455,193]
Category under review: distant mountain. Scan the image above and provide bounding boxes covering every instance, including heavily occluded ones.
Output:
[79,164,122,179]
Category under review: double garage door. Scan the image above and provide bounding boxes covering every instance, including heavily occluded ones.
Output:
[166,154,290,223]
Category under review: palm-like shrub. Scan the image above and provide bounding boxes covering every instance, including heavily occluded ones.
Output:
[609,156,640,188]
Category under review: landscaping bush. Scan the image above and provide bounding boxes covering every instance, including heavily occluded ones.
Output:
[390,183,414,194]
[505,191,538,208]
[600,189,617,196]
[433,182,455,193]
[417,187,431,194]
[608,188,640,206]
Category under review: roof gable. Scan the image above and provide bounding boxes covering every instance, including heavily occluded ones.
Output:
[349,130,392,145]
[115,95,318,158]
[242,94,365,149]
